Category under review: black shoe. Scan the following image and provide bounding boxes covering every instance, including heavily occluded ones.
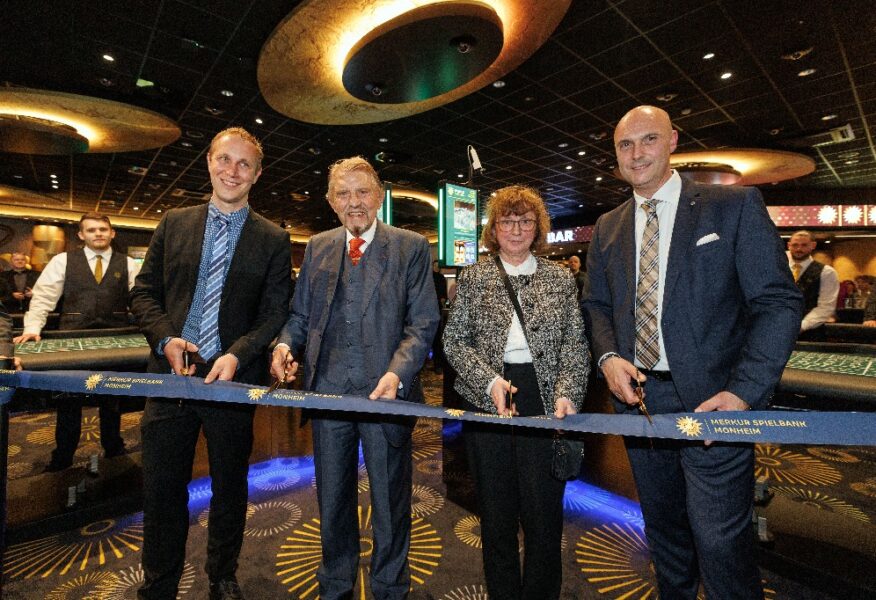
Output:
[209,578,244,600]
[42,459,72,473]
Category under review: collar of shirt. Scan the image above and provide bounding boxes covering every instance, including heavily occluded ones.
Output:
[633,170,682,209]
[345,219,378,250]
[500,252,537,276]
[208,200,249,228]
[84,246,112,262]
[790,255,813,271]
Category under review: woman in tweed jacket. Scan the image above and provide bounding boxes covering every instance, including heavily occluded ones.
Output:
[443,185,589,600]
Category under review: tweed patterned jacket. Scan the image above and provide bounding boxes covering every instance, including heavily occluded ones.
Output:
[443,255,590,415]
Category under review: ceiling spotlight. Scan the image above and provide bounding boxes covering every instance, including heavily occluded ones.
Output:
[565,165,572,170]
[365,82,384,97]
[51,184,59,189]
[255,117,264,124]
[492,80,506,88]
[102,54,115,62]
[768,127,782,135]
[379,137,389,143]
[680,107,692,116]
[220,89,234,97]
[798,68,817,77]
[98,78,115,87]
[845,159,859,165]
[558,142,569,148]
[305,191,310,195]
[577,150,586,156]
[821,114,838,121]
[457,173,464,178]
[720,72,733,80]
[523,96,535,102]
[181,141,192,147]
[313,169,322,175]
[50,174,57,178]
[157,209,162,213]
[595,176,603,182]
[781,47,813,61]
[13,175,22,179]
[656,92,678,102]
[204,105,224,116]
[578,204,583,208]
[703,52,715,60]
[133,206,139,210]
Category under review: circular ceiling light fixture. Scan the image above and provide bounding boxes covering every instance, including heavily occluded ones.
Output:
[258,0,571,125]
[0,88,180,154]
[611,149,815,186]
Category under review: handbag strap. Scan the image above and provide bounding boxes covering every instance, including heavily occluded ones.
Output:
[494,255,532,349]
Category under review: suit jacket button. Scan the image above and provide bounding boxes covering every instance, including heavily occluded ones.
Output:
[536,350,544,358]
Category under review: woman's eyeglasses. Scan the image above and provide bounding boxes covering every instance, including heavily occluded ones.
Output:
[497,218,536,232]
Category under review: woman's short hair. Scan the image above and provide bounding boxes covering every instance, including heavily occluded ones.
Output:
[326,156,382,199]
[481,185,551,254]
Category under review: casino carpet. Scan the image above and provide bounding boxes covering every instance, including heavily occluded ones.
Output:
[2,370,872,599]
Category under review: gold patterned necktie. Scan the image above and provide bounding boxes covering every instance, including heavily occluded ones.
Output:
[94,255,103,284]
[792,263,801,282]
[635,199,661,369]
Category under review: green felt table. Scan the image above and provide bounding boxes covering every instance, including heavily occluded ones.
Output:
[785,350,876,378]
[14,333,150,371]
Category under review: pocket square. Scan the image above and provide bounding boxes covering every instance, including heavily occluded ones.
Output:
[696,233,720,246]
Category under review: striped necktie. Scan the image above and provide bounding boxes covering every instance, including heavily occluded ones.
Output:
[635,199,661,369]
[198,214,229,360]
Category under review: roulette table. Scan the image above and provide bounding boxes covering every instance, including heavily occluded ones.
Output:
[774,342,876,411]
[14,327,150,371]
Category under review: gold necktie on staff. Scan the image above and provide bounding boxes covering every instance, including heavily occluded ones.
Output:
[792,263,801,282]
[94,255,103,284]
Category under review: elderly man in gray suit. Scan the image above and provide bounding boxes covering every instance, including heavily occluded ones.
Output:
[271,156,439,600]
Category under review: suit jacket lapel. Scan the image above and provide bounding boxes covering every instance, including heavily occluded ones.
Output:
[362,221,389,312]
[619,199,637,313]
[664,180,701,302]
[318,228,345,328]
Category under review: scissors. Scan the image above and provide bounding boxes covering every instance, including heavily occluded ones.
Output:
[634,371,653,425]
[267,350,293,394]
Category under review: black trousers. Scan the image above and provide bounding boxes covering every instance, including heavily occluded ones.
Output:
[51,393,124,465]
[137,397,255,600]
[463,362,566,600]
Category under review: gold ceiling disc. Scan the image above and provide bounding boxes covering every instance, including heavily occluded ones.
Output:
[670,148,815,185]
[258,0,571,125]
[0,88,180,154]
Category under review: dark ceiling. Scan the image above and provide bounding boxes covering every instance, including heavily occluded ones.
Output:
[1,0,875,237]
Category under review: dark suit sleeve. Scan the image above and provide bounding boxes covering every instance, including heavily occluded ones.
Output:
[130,214,176,350]
[0,302,12,358]
[387,236,440,389]
[725,189,802,408]
[276,239,313,354]
[224,226,291,369]
[0,274,13,308]
[582,216,619,363]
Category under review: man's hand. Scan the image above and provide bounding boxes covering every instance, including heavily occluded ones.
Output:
[13,333,40,344]
[601,356,643,406]
[270,345,298,382]
[490,378,518,416]
[695,391,749,413]
[164,337,197,376]
[695,391,750,446]
[12,291,24,300]
[204,354,239,383]
[369,371,401,400]
[554,397,576,419]
[864,320,876,328]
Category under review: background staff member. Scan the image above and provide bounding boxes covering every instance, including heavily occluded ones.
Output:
[15,213,139,471]
[0,251,40,312]
[583,105,801,599]
[131,127,290,600]
[787,230,839,339]
[271,156,438,600]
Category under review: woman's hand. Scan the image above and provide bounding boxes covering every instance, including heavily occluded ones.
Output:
[554,397,576,419]
[490,377,518,416]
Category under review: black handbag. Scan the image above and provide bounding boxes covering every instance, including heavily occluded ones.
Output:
[494,256,584,481]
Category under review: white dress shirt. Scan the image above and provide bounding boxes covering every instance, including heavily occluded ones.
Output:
[23,247,141,336]
[789,255,839,331]
[633,170,681,371]
[344,219,377,255]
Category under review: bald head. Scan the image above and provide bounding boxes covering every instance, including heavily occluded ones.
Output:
[614,105,678,198]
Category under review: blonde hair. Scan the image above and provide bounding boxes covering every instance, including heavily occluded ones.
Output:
[208,127,264,167]
[481,185,551,254]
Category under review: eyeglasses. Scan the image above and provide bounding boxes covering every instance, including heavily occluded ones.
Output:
[497,218,536,232]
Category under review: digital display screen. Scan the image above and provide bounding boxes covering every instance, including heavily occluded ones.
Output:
[438,182,478,267]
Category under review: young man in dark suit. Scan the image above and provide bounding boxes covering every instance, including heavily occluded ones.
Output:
[583,106,802,599]
[131,127,290,600]
[271,156,439,600]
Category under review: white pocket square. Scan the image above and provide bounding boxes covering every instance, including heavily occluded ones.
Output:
[696,233,720,246]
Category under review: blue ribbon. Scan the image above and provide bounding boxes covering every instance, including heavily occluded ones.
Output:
[1,369,873,446]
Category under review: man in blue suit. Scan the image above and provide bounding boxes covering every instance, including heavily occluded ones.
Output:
[583,106,801,599]
[271,156,439,600]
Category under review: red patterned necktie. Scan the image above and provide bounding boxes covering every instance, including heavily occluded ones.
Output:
[349,237,365,266]
[635,199,661,369]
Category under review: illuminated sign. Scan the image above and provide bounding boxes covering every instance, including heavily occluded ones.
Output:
[546,226,594,244]
[378,183,393,225]
[767,205,876,228]
[438,182,478,267]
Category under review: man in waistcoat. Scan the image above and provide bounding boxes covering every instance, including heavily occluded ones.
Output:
[15,213,139,471]
[0,251,40,312]
[131,127,290,600]
[787,230,839,339]
[270,156,439,600]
